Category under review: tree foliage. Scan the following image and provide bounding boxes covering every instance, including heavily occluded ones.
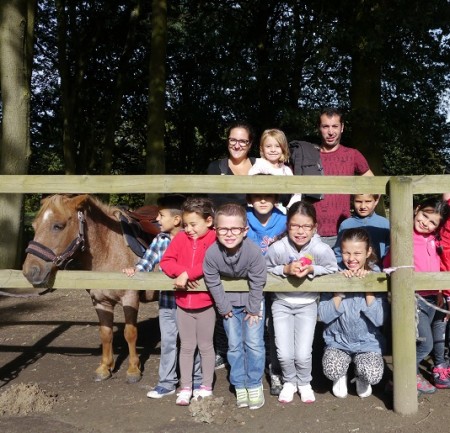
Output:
[26,0,450,183]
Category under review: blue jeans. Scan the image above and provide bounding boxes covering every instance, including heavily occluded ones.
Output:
[223,304,265,389]
[272,299,317,386]
[416,296,437,370]
[157,307,202,390]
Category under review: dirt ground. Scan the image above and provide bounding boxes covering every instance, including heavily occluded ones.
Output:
[1,289,450,433]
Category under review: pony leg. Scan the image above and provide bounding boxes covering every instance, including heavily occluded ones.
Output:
[123,306,141,384]
[94,309,115,382]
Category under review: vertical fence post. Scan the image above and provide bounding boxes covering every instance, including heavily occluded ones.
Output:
[389,176,417,414]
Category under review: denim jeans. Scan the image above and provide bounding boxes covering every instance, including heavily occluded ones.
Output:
[158,307,202,390]
[416,296,437,370]
[223,303,265,389]
[272,299,317,386]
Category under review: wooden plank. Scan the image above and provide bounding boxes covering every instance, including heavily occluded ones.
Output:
[0,174,390,194]
[0,269,387,292]
[412,175,450,194]
[389,177,417,415]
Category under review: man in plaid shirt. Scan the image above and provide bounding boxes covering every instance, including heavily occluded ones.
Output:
[123,194,201,398]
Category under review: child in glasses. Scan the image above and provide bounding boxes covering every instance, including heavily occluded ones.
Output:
[203,203,267,410]
[160,197,217,406]
[248,129,301,209]
[265,201,338,404]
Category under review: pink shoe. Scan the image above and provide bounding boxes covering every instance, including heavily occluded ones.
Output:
[176,387,192,405]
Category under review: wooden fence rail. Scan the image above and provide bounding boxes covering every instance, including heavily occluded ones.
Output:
[1,173,450,415]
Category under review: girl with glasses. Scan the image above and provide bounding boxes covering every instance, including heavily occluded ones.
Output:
[265,201,338,404]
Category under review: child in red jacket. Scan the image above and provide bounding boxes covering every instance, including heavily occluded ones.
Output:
[160,197,216,406]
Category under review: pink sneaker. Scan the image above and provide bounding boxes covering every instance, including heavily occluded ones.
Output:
[417,374,436,395]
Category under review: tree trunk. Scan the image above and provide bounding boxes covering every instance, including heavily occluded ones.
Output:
[0,0,35,268]
[146,0,167,204]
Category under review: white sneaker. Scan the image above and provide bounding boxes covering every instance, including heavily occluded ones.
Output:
[298,384,315,403]
[355,378,372,398]
[192,385,213,400]
[332,375,348,398]
[175,387,192,406]
[278,382,296,403]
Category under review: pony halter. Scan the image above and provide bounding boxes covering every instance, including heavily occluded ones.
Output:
[25,211,86,269]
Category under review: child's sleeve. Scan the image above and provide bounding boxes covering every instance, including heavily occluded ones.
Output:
[361,295,388,327]
[310,244,339,278]
[246,252,267,315]
[333,226,344,266]
[265,243,288,277]
[203,249,232,315]
[318,292,344,323]
[135,235,168,272]
[160,234,185,277]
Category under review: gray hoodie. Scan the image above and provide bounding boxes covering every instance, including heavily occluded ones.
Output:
[265,234,338,304]
[203,237,267,315]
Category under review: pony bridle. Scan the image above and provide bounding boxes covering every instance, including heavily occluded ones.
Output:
[25,211,86,269]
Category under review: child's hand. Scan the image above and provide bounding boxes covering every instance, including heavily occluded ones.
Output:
[186,279,200,290]
[122,267,136,277]
[174,271,189,289]
[284,261,312,278]
[244,313,262,326]
[340,269,370,279]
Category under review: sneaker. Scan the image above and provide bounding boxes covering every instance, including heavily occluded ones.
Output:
[278,382,296,403]
[147,385,176,399]
[176,387,192,406]
[248,385,265,410]
[235,388,249,408]
[270,374,283,396]
[193,385,213,399]
[355,378,372,398]
[332,375,348,398]
[298,384,316,403]
[215,354,228,370]
[417,374,436,395]
[433,363,450,389]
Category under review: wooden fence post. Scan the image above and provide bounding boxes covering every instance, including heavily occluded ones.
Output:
[389,176,417,415]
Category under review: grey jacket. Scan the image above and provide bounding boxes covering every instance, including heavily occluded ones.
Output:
[203,237,267,315]
[265,234,338,304]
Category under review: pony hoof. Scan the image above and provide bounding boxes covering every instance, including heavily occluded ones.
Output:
[94,370,112,382]
[126,373,142,384]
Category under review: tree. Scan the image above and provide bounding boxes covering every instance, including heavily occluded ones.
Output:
[0,0,36,268]
[145,0,167,203]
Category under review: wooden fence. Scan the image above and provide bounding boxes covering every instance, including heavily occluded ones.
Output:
[1,173,450,415]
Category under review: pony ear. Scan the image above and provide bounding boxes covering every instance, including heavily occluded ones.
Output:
[72,194,90,210]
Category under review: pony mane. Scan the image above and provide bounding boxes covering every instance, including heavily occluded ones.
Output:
[36,194,120,221]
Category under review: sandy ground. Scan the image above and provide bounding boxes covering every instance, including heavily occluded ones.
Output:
[1,289,450,433]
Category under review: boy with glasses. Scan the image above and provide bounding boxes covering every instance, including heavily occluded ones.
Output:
[203,203,267,409]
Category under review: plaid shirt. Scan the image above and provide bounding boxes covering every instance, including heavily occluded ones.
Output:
[135,232,176,309]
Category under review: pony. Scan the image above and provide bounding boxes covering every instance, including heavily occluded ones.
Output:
[22,194,160,383]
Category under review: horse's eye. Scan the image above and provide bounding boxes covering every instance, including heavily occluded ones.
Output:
[52,223,65,232]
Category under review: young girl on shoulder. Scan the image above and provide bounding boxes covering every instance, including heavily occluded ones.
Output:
[319,228,388,399]
[383,197,450,395]
[248,128,301,209]
[160,197,217,406]
[265,201,338,404]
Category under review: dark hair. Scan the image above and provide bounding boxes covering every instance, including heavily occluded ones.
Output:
[318,107,344,125]
[214,203,247,226]
[226,121,255,144]
[182,197,215,220]
[157,194,186,216]
[340,228,378,270]
[415,197,450,230]
[287,200,317,225]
